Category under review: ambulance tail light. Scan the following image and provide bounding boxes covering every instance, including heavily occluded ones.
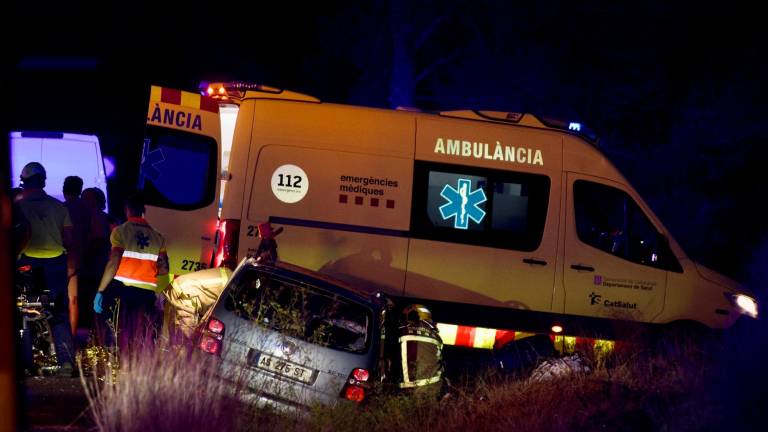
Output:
[214,219,240,270]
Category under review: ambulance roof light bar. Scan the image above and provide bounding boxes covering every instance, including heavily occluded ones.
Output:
[536,115,600,146]
[199,81,320,103]
[200,81,280,100]
[439,110,599,146]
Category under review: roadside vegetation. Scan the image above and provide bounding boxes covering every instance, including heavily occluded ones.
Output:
[79,319,766,432]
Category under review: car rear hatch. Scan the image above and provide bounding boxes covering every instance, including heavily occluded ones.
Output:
[208,266,376,408]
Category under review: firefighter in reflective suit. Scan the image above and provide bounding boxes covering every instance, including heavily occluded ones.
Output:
[389,304,444,397]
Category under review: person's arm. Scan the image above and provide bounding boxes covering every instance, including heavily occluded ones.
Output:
[97,247,124,293]
[155,251,170,294]
[62,208,78,278]
[97,227,124,293]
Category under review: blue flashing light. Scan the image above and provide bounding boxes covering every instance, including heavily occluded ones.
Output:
[104,156,116,178]
[439,178,487,229]
[568,122,582,132]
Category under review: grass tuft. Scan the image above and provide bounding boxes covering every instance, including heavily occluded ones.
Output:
[82,319,767,432]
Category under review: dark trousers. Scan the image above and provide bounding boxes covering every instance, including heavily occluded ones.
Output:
[17,254,75,365]
[80,238,110,330]
[96,280,160,353]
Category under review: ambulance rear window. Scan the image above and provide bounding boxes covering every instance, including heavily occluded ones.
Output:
[411,161,550,252]
[139,125,217,210]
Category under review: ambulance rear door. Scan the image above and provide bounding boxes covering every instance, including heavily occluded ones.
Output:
[140,86,221,277]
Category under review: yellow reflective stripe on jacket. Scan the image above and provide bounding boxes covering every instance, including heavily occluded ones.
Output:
[397,374,442,388]
[399,334,442,387]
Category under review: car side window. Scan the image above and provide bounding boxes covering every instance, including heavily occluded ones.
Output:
[573,180,682,272]
[224,269,372,353]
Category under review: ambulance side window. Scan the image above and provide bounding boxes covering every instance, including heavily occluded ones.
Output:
[573,180,682,272]
[411,161,550,252]
[139,125,217,210]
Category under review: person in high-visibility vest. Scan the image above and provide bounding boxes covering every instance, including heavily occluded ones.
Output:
[389,304,445,397]
[15,162,77,376]
[93,194,169,351]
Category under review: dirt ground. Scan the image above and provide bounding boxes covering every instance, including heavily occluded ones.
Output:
[18,376,92,432]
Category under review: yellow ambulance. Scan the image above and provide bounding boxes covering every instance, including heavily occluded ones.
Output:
[141,83,758,349]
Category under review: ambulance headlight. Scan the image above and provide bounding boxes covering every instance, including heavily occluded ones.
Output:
[730,294,758,318]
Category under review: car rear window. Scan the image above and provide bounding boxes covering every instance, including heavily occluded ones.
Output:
[224,268,371,353]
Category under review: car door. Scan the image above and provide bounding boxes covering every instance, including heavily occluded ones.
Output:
[562,173,670,322]
[141,86,222,276]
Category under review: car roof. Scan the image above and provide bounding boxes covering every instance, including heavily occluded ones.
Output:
[238,259,378,306]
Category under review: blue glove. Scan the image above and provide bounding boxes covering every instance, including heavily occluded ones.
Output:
[94,292,104,314]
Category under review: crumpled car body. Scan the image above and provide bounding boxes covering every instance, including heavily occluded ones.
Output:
[198,258,385,411]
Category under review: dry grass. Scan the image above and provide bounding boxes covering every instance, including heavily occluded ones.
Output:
[81,344,239,432]
[82,320,766,432]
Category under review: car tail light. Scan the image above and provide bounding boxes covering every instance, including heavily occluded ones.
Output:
[199,335,221,355]
[343,385,365,403]
[199,317,225,356]
[214,219,240,270]
[207,318,225,334]
[342,368,370,403]
[352,368,369,382]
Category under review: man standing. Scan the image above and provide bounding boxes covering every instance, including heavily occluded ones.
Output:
[93,194,169,351]
[62,176,89,336]
[16,162,76,376]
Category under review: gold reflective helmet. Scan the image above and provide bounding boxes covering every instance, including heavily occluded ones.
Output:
[402,304,432,323]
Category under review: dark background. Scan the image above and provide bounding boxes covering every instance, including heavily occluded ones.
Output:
[8,0,768,295]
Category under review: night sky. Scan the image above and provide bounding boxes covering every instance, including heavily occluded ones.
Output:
[9,1,768,296]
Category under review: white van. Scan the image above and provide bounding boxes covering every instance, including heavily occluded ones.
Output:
[10,131,109,204]
[142,84,758,349]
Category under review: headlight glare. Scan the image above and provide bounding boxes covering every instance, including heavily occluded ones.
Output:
[734,294,758,318]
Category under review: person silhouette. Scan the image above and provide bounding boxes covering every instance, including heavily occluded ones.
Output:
[15,162,77,376]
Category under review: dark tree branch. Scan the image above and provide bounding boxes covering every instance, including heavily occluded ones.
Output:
[415,48,465,84]
[414,5,457,50]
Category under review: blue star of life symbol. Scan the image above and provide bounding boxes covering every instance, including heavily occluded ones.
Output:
[136,231,150,249]
[439,178,487,229]
[138,138,165,189]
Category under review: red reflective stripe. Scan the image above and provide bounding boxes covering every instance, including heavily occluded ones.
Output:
[494,330,516,348]
[455,326,475,347]
[161,88,181,105]
[575,337,596,351]
[199,96,219,113]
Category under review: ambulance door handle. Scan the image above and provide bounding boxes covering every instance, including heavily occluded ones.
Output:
[570,264,595,272]
[522,258,547,266]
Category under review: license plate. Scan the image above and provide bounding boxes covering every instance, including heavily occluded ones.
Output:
[249,351,316,384]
